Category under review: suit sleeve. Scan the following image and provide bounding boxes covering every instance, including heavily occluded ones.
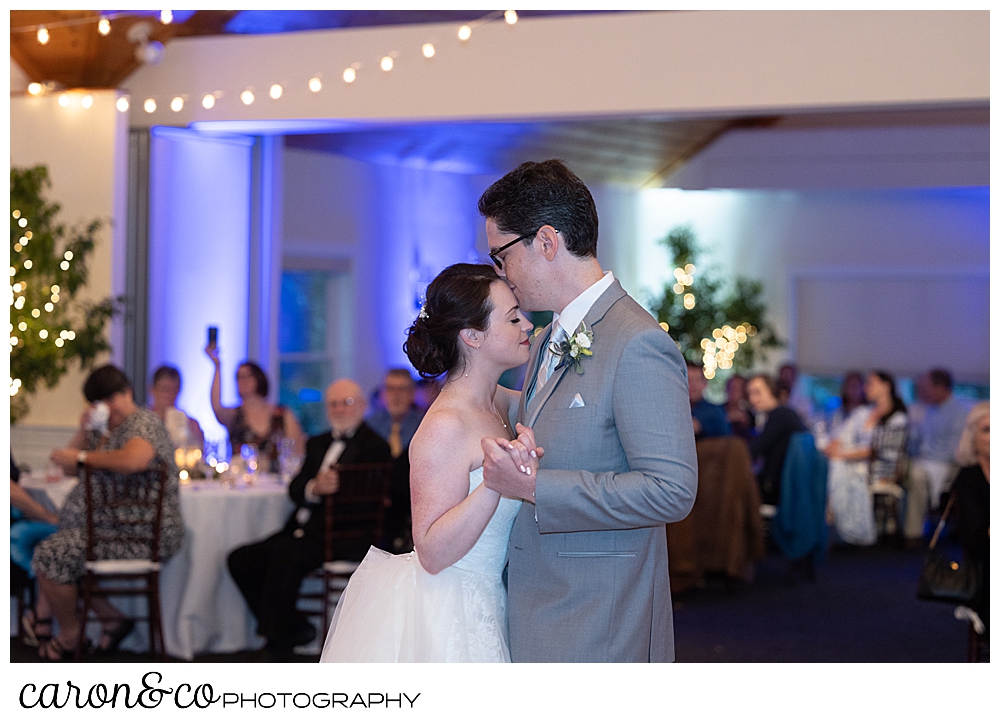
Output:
[535,326,698,532]
[288,436,326,506]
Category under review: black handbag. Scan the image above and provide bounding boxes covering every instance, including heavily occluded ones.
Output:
[916,494,983,604]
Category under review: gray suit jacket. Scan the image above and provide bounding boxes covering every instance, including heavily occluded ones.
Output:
[508,280,698,662]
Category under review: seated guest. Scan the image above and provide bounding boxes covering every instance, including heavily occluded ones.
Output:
[724,373,754,440]
[902,368,968,541]
[227,378,392,661]
[777,362,815,424]
[687,360,731,439]
[11,456,59,647]
[366,368,425,551]
[205,344,305,472]
[34,365,183,660]
[951,402,989,636]
[148,365,205,449]
[824,370,908,546]
[746,374,807,506]
[829,371,866,440]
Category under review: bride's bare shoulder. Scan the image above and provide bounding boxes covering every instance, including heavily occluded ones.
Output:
[409,403,467,458]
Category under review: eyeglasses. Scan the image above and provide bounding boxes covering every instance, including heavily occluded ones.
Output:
[489,229,540,270]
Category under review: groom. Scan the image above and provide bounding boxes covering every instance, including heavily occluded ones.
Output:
[479,160,698,662]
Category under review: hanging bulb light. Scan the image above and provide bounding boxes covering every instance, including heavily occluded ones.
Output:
[58,94,70,107]
[160,10,173,25]
[98,17,111,35]
[144,98,156,113]
[308,77,322,92]
[421,43,435,58]
[170,96,183,112]
[37,26,50,45]
[116,96,130,112]
[269,84,282,99]
[458,25,472,41]
[342,67,356,83]
[240,89,254,105]
[505,10,518,25]
[202,93,215,109]
[380,56,394,72]
[27,83,42,96]
[81,95,94,109]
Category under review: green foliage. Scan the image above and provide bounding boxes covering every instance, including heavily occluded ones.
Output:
[10,165,118,423]
[651,225,782,376]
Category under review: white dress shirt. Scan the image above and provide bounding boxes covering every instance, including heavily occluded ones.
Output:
[534,270,615,396]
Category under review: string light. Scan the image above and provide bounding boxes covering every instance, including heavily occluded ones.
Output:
[170,96,184,111]
[202,93,215,108]
[28,83,42,96]
[144,98,156,113]
[37,26,50,45]
[241,89,254,105]
[81,95,93,108]
[308,77,322,92]
[58,94,70,107]
[160,10,173,25]
[98,17,111,35]
[269,84,282,99]
[342,67,356,83]
[421,43,435,58]
[59,261,69,270]
[458,25,472,41]
[380,56,394,72]
[505,10,518,24]
[23,260,33,269]
[116,97,129,112]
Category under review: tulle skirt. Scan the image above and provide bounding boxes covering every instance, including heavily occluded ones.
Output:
[828,460,877,546]
[319,546,510,663]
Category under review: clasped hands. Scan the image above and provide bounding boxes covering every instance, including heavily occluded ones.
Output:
[481,423,544,503]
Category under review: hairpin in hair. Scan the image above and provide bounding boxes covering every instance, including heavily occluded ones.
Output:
[418,301,429,320]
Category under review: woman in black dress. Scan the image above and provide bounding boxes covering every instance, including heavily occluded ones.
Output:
[747,373,807,506]
[951,401,989,635]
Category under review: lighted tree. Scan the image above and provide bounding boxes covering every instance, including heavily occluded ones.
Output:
[9,165,117,423]
[651,225,782,379]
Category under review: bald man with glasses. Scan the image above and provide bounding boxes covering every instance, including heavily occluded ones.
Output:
[227,378,391,661]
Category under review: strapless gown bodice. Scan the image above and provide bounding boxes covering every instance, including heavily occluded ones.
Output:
[319,467,521,662]
[451,467,521,576]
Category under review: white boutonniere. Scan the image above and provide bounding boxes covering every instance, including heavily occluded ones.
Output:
[551,322,594,374]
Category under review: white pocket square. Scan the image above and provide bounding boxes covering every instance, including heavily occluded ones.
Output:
[569,393,586,409]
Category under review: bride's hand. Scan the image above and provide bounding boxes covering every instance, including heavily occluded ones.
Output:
[500,424,543,475]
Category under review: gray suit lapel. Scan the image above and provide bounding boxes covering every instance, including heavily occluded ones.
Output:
[524,280,627,429]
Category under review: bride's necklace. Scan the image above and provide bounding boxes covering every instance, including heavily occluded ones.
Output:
[444,387,509,432]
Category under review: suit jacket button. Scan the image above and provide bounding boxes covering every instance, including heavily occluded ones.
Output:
[293,528,305,539]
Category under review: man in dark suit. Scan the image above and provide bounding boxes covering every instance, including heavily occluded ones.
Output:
[227,378,391,660]
[366,368,424,551]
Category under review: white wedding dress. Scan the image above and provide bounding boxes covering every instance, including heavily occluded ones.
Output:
[319,467,521,662]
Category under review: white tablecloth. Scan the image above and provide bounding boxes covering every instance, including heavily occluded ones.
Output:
[19,473,294,660]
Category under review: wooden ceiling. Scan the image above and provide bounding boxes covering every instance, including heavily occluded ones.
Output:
[10,10,617,90]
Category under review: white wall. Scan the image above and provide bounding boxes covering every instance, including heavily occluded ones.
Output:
[636,186,989,381]
[10,92,128,430]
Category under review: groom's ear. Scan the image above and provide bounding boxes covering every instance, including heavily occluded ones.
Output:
[536,225,560,262]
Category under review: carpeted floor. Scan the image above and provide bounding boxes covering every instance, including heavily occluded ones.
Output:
[10,541,983,663]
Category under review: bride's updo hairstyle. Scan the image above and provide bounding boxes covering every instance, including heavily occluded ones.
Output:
[405,263,500,379]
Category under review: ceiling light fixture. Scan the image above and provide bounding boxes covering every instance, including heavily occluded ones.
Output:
[37,26,50,45]
[98,17,111,35]
[160,10,173,25]
[505,10,518,25]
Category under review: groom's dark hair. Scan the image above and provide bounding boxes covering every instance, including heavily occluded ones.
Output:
[478,159,598,259]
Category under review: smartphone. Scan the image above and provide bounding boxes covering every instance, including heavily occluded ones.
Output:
[207,326,218,347]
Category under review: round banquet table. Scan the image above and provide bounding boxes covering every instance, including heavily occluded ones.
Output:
[18,472,294,660]
[160,476,294,659]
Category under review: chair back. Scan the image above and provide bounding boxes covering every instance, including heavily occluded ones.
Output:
[773,432,828,562]
[81,462,168,563]
[868,423,909,486]
[322,462,395,562]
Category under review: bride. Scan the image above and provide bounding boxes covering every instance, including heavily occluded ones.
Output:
[319,263,534,662]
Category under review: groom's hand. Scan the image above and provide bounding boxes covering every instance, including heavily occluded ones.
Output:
[482,437,536,503]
